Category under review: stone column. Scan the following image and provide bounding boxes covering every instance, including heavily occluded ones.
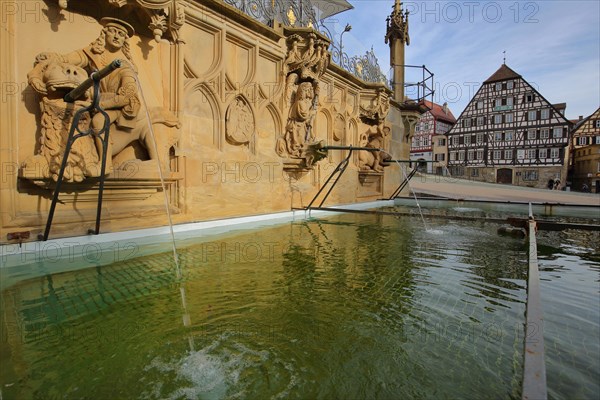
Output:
[385,0,410,101]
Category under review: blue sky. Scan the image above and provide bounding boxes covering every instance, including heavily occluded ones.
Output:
[321,0,600,120]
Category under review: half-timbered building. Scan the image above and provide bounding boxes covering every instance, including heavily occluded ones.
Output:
[447,64,571,188]
[570,107,600,192]
[410,101,456,173]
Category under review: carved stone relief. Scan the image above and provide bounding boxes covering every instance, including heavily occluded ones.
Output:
[357,125,392,173]
[22,17,180,183]
[57,0,186,42]
[356,88,392,173]
[225,97,255,148]
[360,88,390,124]
[333,114,345,142]
[277,31,331,168]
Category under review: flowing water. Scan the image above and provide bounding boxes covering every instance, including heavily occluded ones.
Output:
[1,211,598,400]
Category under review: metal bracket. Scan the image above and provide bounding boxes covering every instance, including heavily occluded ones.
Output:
[40,60,122,241]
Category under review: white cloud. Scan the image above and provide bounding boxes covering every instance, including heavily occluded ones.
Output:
[334,0,599,118]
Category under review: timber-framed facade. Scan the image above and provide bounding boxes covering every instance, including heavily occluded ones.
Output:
[447,64,571,188]
[570,107,600,192]
[410,101,455,173]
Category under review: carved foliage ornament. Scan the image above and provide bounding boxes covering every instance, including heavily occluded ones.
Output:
[284,33,330,81]
[56,0,185,42]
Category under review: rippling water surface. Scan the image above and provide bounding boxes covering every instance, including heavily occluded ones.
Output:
[0,211,598,399]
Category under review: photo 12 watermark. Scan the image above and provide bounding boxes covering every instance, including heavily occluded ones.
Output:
[402,1,540,24]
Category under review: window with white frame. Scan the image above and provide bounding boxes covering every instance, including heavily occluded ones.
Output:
[435,153,445,161]
[477,116,484,126]
[553,127,563,138]
[495,82,502,91]
[504,149,513,159]
[477,100,484,110]
[477,150,484,160]
[517,149,525,159]
[467,150,474,160]
[495,98,502,107]
[438,138,446,146]
[450,152,457,161]
[505,131,514,141]
[527,129,537,140]
[507,81,514,90]
[523,170,538,181]
[494,150,502,159]
[539,148,547,158]
[507,97,513,106]
[471,168,479,177]
[464,135,471,145]
[494,114,502,124]
[494,132,503,141]
[458,151,465,161]
[577,136,589,146]
[540,128,549,139]
[476,133,484,143]
[463,119,471,128]
[527,149,537,159]
[550,148,559,158]
[505,113,513,123]
[595,136,600,144]
[528,110,537,121]
[452,136,459,146]
[541,109,550,119]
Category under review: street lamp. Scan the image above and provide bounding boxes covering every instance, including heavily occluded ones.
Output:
[339,23,352,59]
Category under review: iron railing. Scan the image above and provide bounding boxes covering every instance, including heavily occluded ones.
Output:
[222,0,388,85]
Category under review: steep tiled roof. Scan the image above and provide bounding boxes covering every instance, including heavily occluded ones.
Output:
[552,103,567,111]
[422,100,456,124]
[484,64,522,84]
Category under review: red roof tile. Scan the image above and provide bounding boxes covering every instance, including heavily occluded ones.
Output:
[421,100,457,123]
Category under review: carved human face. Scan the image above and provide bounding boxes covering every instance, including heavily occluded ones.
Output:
[104,26,127,50]
[299,82,313,100]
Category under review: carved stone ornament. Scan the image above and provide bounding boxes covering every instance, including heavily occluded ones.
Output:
[277,30,331,167]
[385,1,410,46]
[358,126,392,173]
[55,0,185,42]
[277,80,318,158]
[225,97,255,146]
[360,88,390,124]
[283,33,330,81]
[22,17,180,183]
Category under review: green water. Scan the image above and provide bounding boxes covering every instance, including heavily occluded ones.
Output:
[0,211,598,399]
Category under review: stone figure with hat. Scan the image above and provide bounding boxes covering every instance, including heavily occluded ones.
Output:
[25,17,180,182]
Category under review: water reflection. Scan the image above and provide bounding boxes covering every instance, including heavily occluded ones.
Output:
[0,213,597,399]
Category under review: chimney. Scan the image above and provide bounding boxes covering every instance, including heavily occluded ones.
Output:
[442,102,448,114]
[579,115,583,121]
